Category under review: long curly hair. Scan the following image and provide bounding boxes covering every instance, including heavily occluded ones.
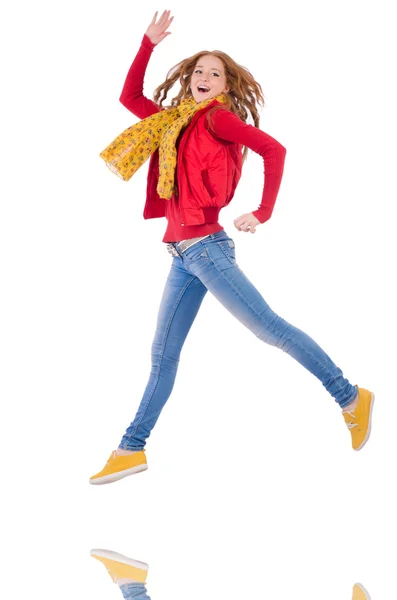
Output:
[152,49,266,163]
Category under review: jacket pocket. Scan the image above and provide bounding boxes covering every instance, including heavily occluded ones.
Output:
[201,169,216,198]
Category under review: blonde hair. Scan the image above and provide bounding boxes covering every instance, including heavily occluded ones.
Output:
[153,49,266,162]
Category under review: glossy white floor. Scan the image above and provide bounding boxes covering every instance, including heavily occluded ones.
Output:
[2,0,395,598]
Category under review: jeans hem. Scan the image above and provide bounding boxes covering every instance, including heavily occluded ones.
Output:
[339,385,358,409]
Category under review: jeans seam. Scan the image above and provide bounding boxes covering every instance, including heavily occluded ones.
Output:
[122,273,198,446]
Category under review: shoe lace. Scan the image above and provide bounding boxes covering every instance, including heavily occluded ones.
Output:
[344,411,358,429]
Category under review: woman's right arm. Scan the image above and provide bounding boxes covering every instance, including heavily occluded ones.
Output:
[119,11,174,119]
[119,34,160,119]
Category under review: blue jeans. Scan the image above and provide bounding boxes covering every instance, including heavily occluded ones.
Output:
[120,583,150,600]
[119,230,357,450]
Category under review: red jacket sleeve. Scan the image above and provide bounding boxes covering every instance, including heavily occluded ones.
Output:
[119,34,161,119]
[209,109,287,224]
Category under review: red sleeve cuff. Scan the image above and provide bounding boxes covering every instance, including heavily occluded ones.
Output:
[142,33,156,50]
[252,209,272,224]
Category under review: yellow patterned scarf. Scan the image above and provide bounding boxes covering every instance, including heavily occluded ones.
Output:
[100,94,227,200]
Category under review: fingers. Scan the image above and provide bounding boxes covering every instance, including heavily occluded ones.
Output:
[164,11,174,28]
[151,9,167,26]
[233,216,258,233]
[234,217,248,231]
[158,9,170,26]
[152,10,173,31]
[236,223,247,231]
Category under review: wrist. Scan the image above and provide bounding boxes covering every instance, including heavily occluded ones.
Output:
[252,209,269,224]
[142,33,156,49]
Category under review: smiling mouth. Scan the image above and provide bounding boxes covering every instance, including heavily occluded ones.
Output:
[197,85,210,94]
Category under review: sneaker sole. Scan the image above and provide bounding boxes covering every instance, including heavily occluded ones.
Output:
[89,463,148,485]
[90,548,148,571]
[355,392,375,451]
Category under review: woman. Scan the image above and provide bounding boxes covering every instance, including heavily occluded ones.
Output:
[90,10,374,485]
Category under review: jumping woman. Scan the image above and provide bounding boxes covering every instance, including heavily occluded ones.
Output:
[90,10,375,485]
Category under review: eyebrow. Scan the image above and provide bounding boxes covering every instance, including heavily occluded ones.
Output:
[195,65,222,73]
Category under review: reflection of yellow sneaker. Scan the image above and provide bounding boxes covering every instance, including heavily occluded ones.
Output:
[343,386,375,450]
[89,450,147,485]
[91,549,148,584]
[352,582,371,600]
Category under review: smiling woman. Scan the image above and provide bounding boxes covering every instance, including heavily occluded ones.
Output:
[190,56,230,103]
[152,41,265,149]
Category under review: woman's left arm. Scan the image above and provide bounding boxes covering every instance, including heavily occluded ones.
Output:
[209,109,287,232]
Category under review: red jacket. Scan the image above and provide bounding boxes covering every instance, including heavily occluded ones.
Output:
[144,99,243,227]
[119,35,287,240]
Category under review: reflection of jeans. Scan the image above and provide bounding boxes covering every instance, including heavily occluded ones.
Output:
[120,229,357,450]
[120,583,150,600]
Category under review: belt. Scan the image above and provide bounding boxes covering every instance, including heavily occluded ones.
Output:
[166,235,210,257]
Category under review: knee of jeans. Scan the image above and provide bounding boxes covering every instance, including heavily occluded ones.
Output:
[268,324,294,351]
[151,337,181,360]
[151,347,180,371]
[256,328,280,346]
[255,314,290,347]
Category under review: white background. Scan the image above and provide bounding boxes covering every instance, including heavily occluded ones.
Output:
[1,1,396,598]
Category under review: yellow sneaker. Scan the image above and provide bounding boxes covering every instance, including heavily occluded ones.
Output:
[91,549,148,584]
[343,386,375,450]
[352,582,371,600]
[89,450,147,485]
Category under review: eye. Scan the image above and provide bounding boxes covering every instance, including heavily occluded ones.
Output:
[212,73,220,77]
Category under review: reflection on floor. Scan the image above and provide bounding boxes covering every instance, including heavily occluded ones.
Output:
[91,548,371,600]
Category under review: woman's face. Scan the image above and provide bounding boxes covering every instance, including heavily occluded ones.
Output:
[190,54,230,103]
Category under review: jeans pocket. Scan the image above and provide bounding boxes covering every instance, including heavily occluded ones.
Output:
[217,239,236,263]
[183,243,209,261]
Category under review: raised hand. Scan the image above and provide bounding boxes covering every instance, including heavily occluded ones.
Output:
[145,10,174,45]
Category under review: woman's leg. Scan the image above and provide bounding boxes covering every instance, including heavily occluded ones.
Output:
[119,257,208,450]
[184,231,357,408]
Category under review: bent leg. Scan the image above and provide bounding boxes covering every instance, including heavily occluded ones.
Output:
[119,259,208,450]
[193,238,356,408]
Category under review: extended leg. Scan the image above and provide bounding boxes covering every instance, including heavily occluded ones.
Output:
[119,259,208,450]
[192,239,356,407]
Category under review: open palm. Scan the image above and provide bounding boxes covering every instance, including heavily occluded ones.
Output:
[145,10,174,45]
